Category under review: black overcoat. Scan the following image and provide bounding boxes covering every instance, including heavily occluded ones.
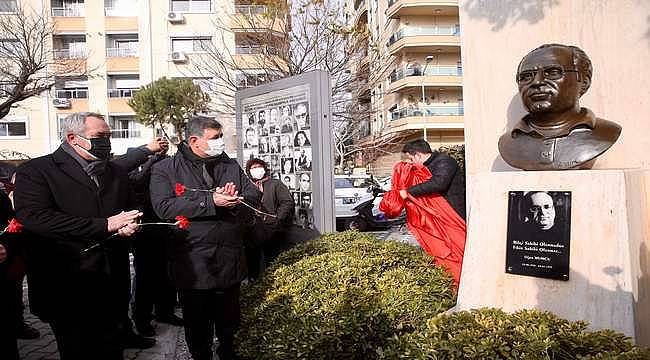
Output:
[406,151,466,219]
[14,147,135,321]
[149,145,261,290]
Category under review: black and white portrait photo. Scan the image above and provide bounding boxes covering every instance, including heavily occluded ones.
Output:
[247,112,256,127]
[506,191,572,281]
[257,109,267,128]
[269,136,280,154]
[269,155,280,172]
[282,174,296,190]
[281,157,294,174]
[300,192,312,209]
[298,172,311,192]
[280,105,293,133]
[294,148,312,171]
[258,136,269,154]
[294,130,311,147]
[243,127,258,149]
[293,102,310,130]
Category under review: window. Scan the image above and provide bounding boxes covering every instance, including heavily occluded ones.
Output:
[192,78,212,92]
[170,0,211,12]
[0,39,20,57]
[0,117,27,138]
[51,0,85,17]
[0,0,17,13]
[171,37,212,52]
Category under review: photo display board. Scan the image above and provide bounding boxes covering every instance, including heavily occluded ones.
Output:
[236,71,334,233]
[505,191,572,281]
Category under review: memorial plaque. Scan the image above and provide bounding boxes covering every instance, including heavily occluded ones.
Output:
[506,191,571,280]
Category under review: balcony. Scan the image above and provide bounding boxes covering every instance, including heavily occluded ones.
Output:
[231,5,287,33]
[55,89,88,99]
[387,105,464,133]
[386,0,459,19]
[111,128,141,139]
[51,7,84,17]
[235,5,267,16]
[106,48,139,72]
[106,48,138,58]
[387,25,460,55]
[53,49,87,61]
[53,89,88,113]
[388,65,461,91]
[235,45,279,55]
[108,88,138,98]
[388,65,462,93]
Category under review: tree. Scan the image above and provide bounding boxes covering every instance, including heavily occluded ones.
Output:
[189,0,394,166]
[0,5,85,118]
[128,77,210,142]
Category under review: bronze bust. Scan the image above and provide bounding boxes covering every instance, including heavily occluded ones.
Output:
[499,44,621,170]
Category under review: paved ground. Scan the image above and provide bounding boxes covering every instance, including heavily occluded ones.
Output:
[17,226,417,360]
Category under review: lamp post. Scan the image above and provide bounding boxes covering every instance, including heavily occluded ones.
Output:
[422,55,434,141]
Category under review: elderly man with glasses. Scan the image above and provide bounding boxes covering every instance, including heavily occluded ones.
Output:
[499,43,621,170]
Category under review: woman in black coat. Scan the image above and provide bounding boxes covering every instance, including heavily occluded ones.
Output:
[245,158,295,279]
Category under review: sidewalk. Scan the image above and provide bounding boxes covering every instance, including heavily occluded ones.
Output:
[17,294,188,360]
[17,226,415,359]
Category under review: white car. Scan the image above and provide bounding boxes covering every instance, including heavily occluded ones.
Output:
[335,175,384,230]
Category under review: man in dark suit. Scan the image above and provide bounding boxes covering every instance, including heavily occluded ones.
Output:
[150,116,261,360]
[14,112,142,360]
[400,139,466,219]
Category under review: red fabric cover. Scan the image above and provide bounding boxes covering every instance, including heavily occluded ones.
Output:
[379,161,467,288]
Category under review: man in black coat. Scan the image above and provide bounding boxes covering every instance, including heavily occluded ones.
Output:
[400,139,466,219]
[150,116,261,360]
[0,189,20,360]
[14,112,142,360]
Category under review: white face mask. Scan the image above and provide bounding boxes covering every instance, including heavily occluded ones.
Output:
[204,138,225,157]
[250,167,266,180]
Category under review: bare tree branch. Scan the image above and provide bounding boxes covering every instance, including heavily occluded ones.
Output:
[0,5,86,119]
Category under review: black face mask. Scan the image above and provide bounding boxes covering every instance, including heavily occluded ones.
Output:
[78,135,112,160]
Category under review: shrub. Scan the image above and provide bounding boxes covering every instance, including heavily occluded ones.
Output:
[235,231,649,359]
[235,231,456,360]
[382,308,650,359]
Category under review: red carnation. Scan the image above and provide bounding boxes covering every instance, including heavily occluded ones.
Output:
[6,218,22,233]
[175,216,190,230]
[175,183,186,196]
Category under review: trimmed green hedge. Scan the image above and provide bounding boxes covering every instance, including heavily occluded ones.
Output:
[235,231,456,360]
[235,231,650,359]
[384,308,650,359]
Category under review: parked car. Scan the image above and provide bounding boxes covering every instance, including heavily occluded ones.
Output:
[335,175,384,231]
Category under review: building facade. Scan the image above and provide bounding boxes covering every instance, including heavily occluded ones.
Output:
[0,0,285,159]
[345,0,463,176]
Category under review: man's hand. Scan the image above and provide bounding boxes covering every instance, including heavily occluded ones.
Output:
[145,137,170,154]
[399,190,408,200]
[107,210,143,232]
[0,244,6,263]
[117,222,139,237]
[216,182,238,197]
[213,192,240,208]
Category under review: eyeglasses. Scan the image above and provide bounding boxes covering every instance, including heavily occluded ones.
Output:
[516,65,578,85]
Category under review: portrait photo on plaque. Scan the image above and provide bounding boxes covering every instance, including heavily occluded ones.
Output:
[505,191,571,281]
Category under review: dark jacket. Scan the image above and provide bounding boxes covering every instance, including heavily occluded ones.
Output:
[149,143,261,290]
[407,151,466,219]
[13,147,135,320]
[258,178,294,228]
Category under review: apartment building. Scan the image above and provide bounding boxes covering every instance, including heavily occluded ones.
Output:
[345,0,463,175]
[0,0,285,159]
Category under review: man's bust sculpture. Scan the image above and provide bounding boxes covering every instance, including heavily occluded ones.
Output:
[499,44,621,170]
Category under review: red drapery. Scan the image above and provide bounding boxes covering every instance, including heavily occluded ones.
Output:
[379,162,466,287]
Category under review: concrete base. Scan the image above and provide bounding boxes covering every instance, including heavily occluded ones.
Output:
[457,169,650,345]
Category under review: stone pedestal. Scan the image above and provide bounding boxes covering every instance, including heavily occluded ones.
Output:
[457,169,650,345]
